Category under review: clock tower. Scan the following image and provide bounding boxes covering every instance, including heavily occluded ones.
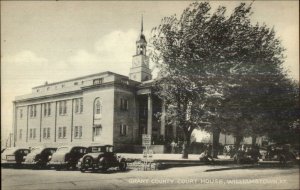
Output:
[129,16,152,82]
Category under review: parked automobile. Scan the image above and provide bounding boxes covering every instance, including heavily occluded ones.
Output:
[49,146,87,170]
[78,145,126,172]
[263,144,296,164]
[1,147,30,167]
[23,147,57,169]
[233,145,261,164]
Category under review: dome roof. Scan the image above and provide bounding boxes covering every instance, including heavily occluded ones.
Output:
[137,33,147,43]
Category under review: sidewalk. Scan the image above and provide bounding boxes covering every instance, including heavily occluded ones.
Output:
[118,153,232,161]
[118,153,234,169]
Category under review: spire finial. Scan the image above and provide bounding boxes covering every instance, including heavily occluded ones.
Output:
[141,14,144,33]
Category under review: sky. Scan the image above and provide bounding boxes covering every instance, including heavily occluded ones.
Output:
[1,1,299,145]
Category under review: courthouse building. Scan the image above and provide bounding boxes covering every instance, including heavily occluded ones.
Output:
[12,22,178,151]
[12,20,263,152]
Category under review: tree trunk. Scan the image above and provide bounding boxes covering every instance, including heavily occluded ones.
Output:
[182,130,191,159]
[212,128,221,158]
[234,135,243,150]
[251,135,257,148]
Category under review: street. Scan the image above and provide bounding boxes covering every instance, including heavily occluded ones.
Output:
[2,165,299,190]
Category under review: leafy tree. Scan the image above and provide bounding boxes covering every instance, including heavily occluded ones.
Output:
[149,2,297,158]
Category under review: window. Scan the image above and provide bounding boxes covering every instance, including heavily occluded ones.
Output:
[63,101,67,114]
[63,127,66,138]
[94,98,102,118]
[30,129,33,139]
[59,101,67,115]
[44,103,47,116]
[96,100,101,114]
[74,126,82,138]
[75,98,83,113]
[93,78,103,85]
[48,103,51,116]
[58,127,66,138]
[43,128,51,139]
[19,129,22,140]
[33,105,37,117]
[29,105,37,117]
[43,128,46,138]
[33,128,36,139]
[44,103,51,116]
[19,109,23,118]
[80,98,83,113]
[58,127,62,138]
[29,128,36,139]
[120,98,128,111]
[75,99,79,113]
[120,124,127,136]
[94,126,102,137]
[47,128,50,138]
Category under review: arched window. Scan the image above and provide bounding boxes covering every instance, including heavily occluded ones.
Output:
[94,98,102,118]
[96,100,101,114]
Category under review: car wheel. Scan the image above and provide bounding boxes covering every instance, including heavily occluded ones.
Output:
[119,160,127,171]
[82,156,93,171]
[99,158,108,172]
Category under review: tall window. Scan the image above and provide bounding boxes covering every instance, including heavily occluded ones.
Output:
[30,129,33,139]
[44,103,51,116]
[94,125,102,136]
[43,128,51,139]
[80,98,83,113]
[29,128,36,139]
[44,103,47,117]
[75,98,83,113]
[59,101,67,115]
[96,100,101,114]
[33,105,37,117]
[58,127,62,138]
[120,98,128,111]
[94,98,102,118]
[58,127,67,138]
[29,105,37,117]
[43,128,47,138]
[75,99,79,113]
[63,127,66,138]
[33,128,36,139]
[48,103,51,116]
[47,128,50,138]
[120,124,127,136]
[74,126,82,138]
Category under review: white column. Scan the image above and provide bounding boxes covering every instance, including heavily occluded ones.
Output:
[147,94,152,136]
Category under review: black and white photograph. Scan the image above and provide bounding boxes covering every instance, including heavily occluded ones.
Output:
[1,1,299,190]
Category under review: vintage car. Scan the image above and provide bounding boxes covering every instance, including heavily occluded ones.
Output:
[78,145,126,172]
[263,144,296,164]
[1,147,30,167]
[23,147,57,168]
[233,145,261,164]
[49,146,87,170]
